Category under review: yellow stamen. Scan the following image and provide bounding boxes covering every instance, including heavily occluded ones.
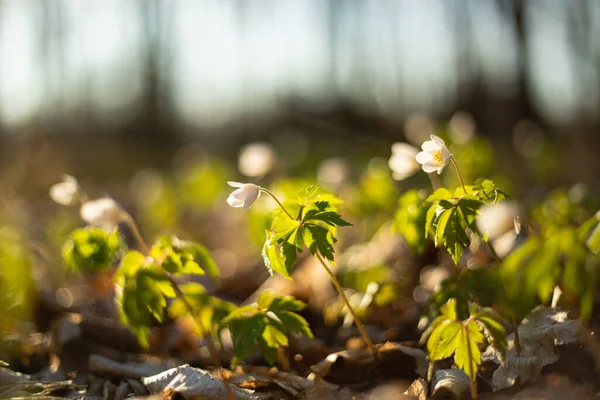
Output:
[433,149,443,164]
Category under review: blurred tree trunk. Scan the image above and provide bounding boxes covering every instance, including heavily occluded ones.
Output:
[122,0,178,147]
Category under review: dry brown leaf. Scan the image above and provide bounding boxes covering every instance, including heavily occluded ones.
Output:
[142,365,256,400]
[431,369,470,400]
[484,307,583,391]
[403,378,428,400]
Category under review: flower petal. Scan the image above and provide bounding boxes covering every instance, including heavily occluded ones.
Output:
[227,194,244,207]
[227,181,245,188]
[391,142,419,156]
[430,135,446,147]
[422,163,439,173]
[242,189,260,210]
[415,151,434,165]
[421,140,439,152]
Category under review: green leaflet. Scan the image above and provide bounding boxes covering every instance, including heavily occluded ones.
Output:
[262,185,350,277]
[222,290,313,367]
[421,298,506,382]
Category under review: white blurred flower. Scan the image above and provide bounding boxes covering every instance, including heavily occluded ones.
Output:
[318,157,350,189]
[416,135,452,174]
[49,175,81,206]
[238,142,276,177]
[477,201,520,258]
[388,143,420,181]
[80,197,128,231]
[227,182,261,211]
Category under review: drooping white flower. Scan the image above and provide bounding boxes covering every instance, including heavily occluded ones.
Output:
[80,197,128,231]
[227,182,261,211]
[49,175,81,206]
[415,135,452,174]
[238,142,276,177]
[388,143,420,181]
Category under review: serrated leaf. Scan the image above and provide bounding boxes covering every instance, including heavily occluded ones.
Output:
[269,295,307,313]
[304,210,352,227]
[297,185,320,205]
[430,321,462,360]
[187,243,220,280]
[425,203,438,238]
[277,311,313,338]
[262,324,289,348]
[281,242,298,273]
[455,320,483,379]
[474,311,507,360]
[435,208,454,248]
[305,224,335,261]
[262,232,290,279]
[427,188,452,203]
[271,218,301,243]
[258,290,278,310]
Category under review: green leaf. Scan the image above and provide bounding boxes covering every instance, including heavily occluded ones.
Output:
[297,185,320,205]
[427,188,452,203]
[394,190,430,254]
[430,321,461,360]
[455,320,483,379]
[281,242,298,273]
[62,227,122,273]
[585,220,600,254]
[258,290,279,310]
[303,210,352,227]
[474,310,507,360]
[277,311,313,338]
[305,224,335,261]
[150,235,219,280]
[114,250,147,286]
[268,294,307,313]
[435,208,454,248]
[262,232,290,279]
[262,324,289,348]
[425,203,438,238]
[271,219,301,243]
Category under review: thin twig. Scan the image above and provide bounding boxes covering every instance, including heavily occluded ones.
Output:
[450,158,467,195]
[315,253,377,357]
[123,216,150,254]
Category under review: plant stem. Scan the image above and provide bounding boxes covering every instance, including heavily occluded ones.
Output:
[511,316,521,356]
[260,189,295,220]
[166,273,235,399]
[123,215,150,254]
[450,158,467,195]
[315,253,377,357]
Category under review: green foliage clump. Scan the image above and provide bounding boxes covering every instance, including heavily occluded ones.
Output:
[62,227,121,273]
[262,185,351,278]
[150,235,219,279]
[425,179,508,264]
[421,299,506,388]
[222,290,313,366]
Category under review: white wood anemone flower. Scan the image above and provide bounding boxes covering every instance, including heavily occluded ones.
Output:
[80,197,129,231]
[49,175,81,206]
[227,182,261,211]
[415,135,452,174]
[388,142,420,181]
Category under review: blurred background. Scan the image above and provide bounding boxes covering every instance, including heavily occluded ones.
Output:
[1,0,599,184]
[1,1,600,385]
